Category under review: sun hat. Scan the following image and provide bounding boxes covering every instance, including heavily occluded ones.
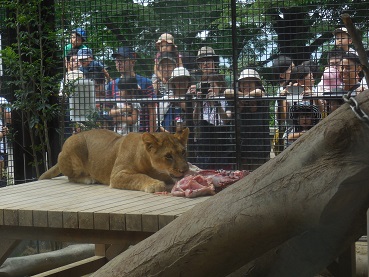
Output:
[157,52,177,65]
[238,69,261,81]
[77,48,93,60]
[112,47,136,59]
[169,67,191,83]
[72,28,87,41]
[289,102,321,120]
[156,33,176,45]
[333,27,349,36]
[196,46,219,62]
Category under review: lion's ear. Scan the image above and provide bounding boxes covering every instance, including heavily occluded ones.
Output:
[142,132,160,151]
[175,127,189,146]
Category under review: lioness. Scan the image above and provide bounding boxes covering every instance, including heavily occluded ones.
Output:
[39,128,190,192]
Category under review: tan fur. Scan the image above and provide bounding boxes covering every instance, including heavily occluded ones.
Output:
[39,128,190,193]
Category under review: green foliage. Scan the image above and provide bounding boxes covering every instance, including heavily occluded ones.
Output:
[1,0,61,176]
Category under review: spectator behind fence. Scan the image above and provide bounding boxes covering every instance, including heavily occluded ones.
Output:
[225,69,270,171]
[332,27,357,55]
[110,77,140,135]
[0,97,11,187]
[316,48,345,94]
[64,50,95,134]
[157,67,191,133]
[64,27,88,57]
[153,33,183,85]
[283,102,321,149]
[77,48,111,98]
[324,52,367,112]
[106,46,156,132]
[153,52,178,97]
[192,74,232,169]
[270,55,295,155]
[193,46,220,83]
[285,64,324,114]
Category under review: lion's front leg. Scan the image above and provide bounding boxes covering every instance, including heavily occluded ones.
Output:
[110,172,166,193]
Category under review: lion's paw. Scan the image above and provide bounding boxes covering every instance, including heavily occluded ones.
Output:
[144,181,166,193]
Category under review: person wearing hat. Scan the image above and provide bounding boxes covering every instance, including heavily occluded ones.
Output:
[106,46,155,132]
[284,102,321,148]
[225,69,270,171]
[153,52,177,96]
[195,46,220,81]
[64,27,88,57]
[332,27,357,55]
[157,67,191,133]
[193,74,232,169]
[153,33,183,85]
[77,48,111,98]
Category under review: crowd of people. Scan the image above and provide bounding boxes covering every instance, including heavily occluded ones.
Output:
[60,27,369,171]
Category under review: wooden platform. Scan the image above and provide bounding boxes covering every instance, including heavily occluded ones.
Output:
[0,177,210,276]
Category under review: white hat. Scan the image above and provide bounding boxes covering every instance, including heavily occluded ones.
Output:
[169,67,191,83]
[196,46,219,62]
[333,27,349,35]
[238,69,261,81]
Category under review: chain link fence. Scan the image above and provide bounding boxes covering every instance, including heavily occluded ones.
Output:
[1,0,369,183]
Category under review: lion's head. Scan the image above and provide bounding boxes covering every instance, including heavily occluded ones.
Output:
[142,128,190,179]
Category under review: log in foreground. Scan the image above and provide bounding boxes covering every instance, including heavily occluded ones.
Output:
[92,91,369,277]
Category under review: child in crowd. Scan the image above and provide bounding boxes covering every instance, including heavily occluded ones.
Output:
[316,48,345,94]
[77,48,111,98]
[110,77,140,135]
[284,103,321,148]
[64,28,88,57]
[332,27,357,54]
[224,69,270,171]
[158,67,191,133]
[153,33,183,84]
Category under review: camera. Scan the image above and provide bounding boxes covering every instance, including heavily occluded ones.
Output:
[198,82,210,97]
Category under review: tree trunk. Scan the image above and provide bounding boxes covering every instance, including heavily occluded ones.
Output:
[92,91,369,277]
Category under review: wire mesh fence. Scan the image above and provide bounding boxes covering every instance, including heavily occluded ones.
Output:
[1,0,369,183]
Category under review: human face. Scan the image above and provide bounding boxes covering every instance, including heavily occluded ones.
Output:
[172,77,190,94]
[198,57,216,75]
[78,57,92,67]
[68,55,79,71]
[159,41,174,52]
[208,82,222,96]
[115,56,135,75]
[158,59,176,80]
[239,79,258,94]
[298,72,315,89]
[335,32,352,51]
[71,33,83,48]
[340,58,362,88]
[297,114,313,130]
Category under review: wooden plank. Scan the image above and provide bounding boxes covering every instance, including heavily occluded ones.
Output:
[31,256,106,277]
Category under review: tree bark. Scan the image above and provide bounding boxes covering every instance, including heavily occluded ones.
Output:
[92,91,369,277]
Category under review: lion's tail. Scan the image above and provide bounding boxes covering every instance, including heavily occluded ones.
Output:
[39,164,61,180]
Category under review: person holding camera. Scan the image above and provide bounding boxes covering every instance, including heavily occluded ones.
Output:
[110,77,140,135]
[192,74,232,169]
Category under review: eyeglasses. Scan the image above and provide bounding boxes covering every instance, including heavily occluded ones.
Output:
[197,58,214,64]
[115,59,130,64]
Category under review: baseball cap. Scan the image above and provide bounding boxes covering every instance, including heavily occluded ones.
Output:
[72,28,87,41]
[333,27,349,35]
[158,52,177,64]
[169,67,191,83]
[112,47,136,59]
[77,48,93,60]
[156,33,175,45]
[238,69,261,81]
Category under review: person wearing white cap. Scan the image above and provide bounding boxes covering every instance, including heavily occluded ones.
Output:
[153,33,183,87]
[332,27,357,55]
[157,67,191,133]
[225,69,270,171]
